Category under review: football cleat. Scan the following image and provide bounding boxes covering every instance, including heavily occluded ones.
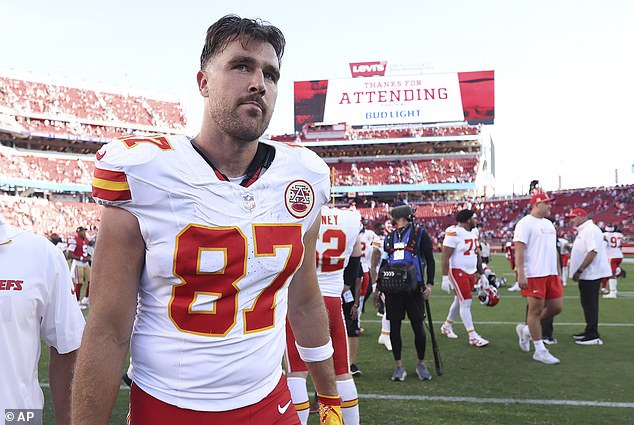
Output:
[440,324,458,339]
[468,333,489,347]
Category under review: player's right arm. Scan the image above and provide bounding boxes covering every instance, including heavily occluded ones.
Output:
[515,241,527,288]
[71,206,144,425]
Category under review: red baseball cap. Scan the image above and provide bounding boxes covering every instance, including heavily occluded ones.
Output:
[529,192,555,205]
[566,208,588,218]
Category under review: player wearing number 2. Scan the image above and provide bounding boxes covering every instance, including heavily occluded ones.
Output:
[439,209,489,347]
[286,206,362,424]
[72,15,341,425]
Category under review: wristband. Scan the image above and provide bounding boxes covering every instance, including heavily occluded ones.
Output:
[295,338,334,362]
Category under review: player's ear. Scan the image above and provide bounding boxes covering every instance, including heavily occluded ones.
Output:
[197,70,209,97]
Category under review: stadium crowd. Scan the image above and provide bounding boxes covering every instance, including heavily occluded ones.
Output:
[0,75,187,141]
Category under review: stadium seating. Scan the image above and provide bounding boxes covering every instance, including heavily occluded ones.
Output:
[0,75,186,141]
[330,157,479,186]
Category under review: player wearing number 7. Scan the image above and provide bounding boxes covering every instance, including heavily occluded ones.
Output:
[72,15,341,425]
[439,209,489,347]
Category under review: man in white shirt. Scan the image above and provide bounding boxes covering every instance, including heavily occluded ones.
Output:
[0,213,85,424]
[568,208,612,345]
[512,192,563,364]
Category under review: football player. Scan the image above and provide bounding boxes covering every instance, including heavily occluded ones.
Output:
[601,225,623,298]
[286,206,362,425]
[72,15,341,425]
[439,209,489,347]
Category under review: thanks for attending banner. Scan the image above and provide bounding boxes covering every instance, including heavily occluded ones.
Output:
[323,73,465,127]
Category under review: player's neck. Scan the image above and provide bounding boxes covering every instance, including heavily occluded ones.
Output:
[192,134,259,178]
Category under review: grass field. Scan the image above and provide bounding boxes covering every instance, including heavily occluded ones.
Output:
[39,254,634,424]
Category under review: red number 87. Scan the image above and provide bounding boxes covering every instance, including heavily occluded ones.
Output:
[168,224,304,337]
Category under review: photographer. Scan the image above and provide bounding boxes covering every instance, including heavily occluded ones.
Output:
[379,204,435,381]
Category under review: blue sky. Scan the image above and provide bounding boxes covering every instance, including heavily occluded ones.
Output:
[2,0,632,195]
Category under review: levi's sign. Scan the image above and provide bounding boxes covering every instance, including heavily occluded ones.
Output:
[349,61,387,78]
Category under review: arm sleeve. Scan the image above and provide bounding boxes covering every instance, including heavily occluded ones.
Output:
[420,230,436,285]
[344,256,361,287]
[40,246,86,353]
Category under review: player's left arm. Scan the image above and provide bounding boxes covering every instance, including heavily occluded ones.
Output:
[419,229,435,297]
[288,213,338,397]
[49,347,78,425]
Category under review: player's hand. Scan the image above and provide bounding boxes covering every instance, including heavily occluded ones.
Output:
[350,304,359,321]
[318,394,343,425]
[422,283,433,300]
[441,276,451,293]
[479,274,489,289]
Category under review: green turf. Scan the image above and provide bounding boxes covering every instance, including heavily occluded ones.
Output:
[40,254,634,424]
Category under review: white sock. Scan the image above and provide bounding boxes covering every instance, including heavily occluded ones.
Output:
[381,313,390,333]
[287,377,309,425]
[533,339,546,352]
[459,299,474,332]
[609,278,617,293]
[446,296,459,323]
[337,378,360,425]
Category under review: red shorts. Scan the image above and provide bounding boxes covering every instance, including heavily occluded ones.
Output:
[128,374,299,425]
[609,258,622,276]
[449,267,475,301]
[360,272,370,296]
[285,296,349,376]
[521,275,563,300]
[561,254,570,267]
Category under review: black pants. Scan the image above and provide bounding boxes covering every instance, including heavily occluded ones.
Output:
[578,279,601,338]
[386,291,426,361]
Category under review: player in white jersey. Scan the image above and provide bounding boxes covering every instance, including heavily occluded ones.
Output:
[439,210,489,347]
[357,221,376,318]
[601,225,624,298]
[0,213,85,424]
[286,206,362,424]
[72,16,342,425]
[369,222,391,351]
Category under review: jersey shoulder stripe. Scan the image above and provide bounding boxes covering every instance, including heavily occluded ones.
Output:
[92,168,131,202]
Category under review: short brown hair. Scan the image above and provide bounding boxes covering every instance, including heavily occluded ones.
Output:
[200,14,286,70]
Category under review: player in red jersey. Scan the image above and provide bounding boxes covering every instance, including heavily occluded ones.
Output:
[72,15,341,425]
[66,226,91,307]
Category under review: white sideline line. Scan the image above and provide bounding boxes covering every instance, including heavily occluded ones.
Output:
[362,320,634,327]
[38,383,634,408]
[361,393,634,408]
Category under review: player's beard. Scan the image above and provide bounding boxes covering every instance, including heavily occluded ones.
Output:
[208,94,273,142]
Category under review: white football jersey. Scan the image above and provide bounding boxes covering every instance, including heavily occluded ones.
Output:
[0,222,85,411]
[443,225,480,274]
[371,233,385,276]
[92,135,330,411]
[359,228,376,273]
[315,207,362,297]
[603,231,624,259]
